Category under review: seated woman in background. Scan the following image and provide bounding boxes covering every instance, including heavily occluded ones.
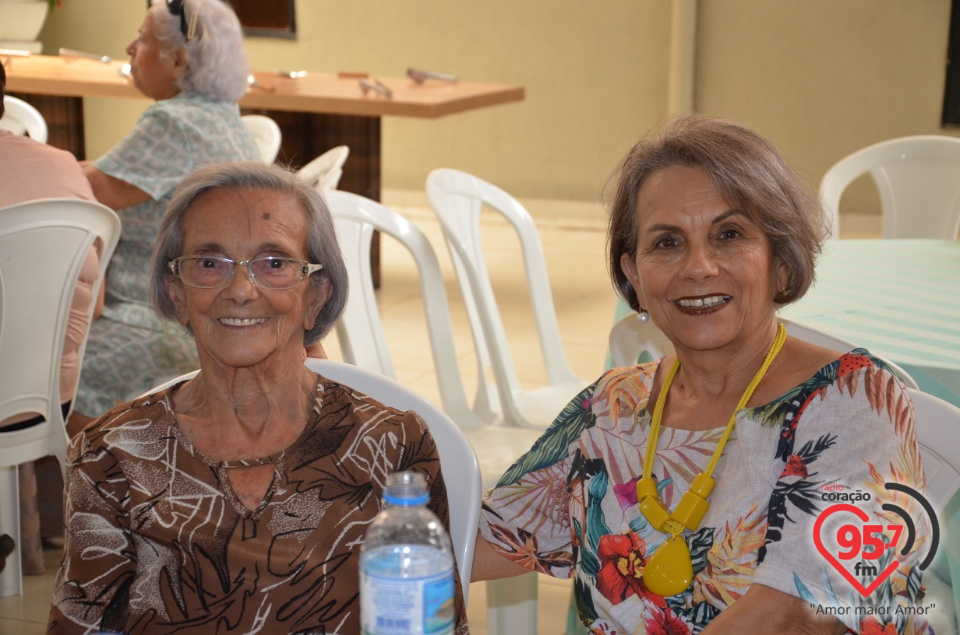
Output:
[473,115,931,634]
[74,0,260,427]
[48,162,467,634]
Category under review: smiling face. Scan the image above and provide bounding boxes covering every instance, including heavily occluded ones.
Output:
[166,187,329,370]
[125,10,185,101]
[620,165,786,355]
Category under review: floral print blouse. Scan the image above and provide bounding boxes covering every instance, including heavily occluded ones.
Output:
[480,351,932,634]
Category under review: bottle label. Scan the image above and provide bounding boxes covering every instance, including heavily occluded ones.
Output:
[360,568,454,635]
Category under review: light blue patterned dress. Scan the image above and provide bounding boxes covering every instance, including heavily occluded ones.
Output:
[75,93,261,417]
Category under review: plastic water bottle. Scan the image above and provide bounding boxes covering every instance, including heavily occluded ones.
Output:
[360,471,455,635]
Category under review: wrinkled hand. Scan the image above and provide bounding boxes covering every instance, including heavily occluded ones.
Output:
[701,583,845,635]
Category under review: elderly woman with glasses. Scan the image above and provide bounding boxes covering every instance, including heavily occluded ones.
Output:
[48,162,467,634]
[73,0,261,430]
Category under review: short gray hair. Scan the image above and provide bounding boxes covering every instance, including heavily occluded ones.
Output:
[149,0,249,102]
[606,114,828,312]
[150,162,348,345]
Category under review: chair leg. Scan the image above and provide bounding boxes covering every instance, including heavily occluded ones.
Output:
[485,572,538,635]
[0,465,23,597]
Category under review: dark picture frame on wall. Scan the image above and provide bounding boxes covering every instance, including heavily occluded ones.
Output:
[152,0,296,39]
[943,0,960,125]
[229,0,296,39]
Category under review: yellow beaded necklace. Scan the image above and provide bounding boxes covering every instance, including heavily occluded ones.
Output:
[635,322,787,596]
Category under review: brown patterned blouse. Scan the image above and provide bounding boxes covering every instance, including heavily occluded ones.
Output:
[48,373,468,634]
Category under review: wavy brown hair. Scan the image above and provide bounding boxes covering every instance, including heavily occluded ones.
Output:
[606,114,828,312]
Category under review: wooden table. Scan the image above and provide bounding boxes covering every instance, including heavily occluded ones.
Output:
[3,54,524,193]
[4,54,524,282]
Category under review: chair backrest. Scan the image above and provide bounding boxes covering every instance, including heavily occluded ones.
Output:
[324,190,546,500]
[425,168,581,423]
[608,314,673,368]
[297,145,349,191]
[307,359,480,593]
[607,314,919,389]
[0,95,48,143]
[140,358,482,597]
[820,135,960,239]
[779,318,919,389]
[241,114,282,163]
[0,198,120,474]
[908,389,960,517]
[324,190,483,429]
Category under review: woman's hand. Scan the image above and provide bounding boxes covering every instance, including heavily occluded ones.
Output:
[83,165,152,211]
[701,583,846,635]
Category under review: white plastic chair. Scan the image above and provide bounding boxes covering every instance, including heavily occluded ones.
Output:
[820,135,960,239]
[607,314,919,389]
[608,314,673,368]
[140,358,482,601]
[297,145,349,191]
[0,95,48,143]
[0,198,121,597]
[908,389,960,635]
[326,190,543,635]
[426,168,588,430]
[910,389,960,514]
[780,318,919,389]
[241,114,282,163]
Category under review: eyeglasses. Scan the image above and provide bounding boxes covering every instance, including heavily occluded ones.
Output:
[168,256,324,290]
[165,0,197,41]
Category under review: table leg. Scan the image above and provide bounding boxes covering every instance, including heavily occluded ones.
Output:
[9,93,85,159]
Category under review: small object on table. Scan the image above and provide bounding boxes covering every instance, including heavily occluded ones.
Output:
[278,70,307,78]
[1,49,31,67]
[407,67,459,84]
[58,48,112,64]
[359,77,393,99]
[247,74,276,93]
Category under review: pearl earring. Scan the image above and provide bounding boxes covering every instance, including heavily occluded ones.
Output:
[637,309,650,324]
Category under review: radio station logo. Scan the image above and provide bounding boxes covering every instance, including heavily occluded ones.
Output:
[813,481,939,598]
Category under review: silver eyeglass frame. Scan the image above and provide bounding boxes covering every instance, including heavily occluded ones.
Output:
[168,256,324,290]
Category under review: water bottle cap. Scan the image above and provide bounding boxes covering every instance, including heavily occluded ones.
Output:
[383,470,430,506]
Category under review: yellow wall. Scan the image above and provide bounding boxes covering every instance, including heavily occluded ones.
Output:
[38,0,953,216]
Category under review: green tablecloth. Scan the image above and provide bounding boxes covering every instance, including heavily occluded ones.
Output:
[781,239,960,409]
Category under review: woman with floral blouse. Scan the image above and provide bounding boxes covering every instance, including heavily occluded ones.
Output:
[472,115,931,635]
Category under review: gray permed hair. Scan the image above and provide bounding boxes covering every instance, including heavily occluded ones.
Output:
[150,161,348,345]
[148,0,249,101]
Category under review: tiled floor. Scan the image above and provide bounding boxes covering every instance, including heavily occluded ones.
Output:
[0,206,882,634]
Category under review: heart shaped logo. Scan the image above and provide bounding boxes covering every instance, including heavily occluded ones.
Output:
[813,503,900,597]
